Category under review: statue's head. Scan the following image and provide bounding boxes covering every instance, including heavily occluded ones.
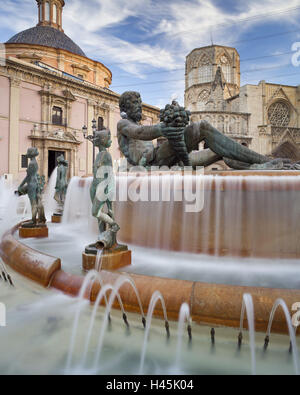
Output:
[57,154,65,164]
[26,147,39,158]
[119,91,142,123]
[94,129,112,149]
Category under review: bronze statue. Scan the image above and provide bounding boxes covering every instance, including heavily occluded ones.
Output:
[88,129,120,251]
[117,91,300,170]
[18,147,47,226]
[54,155,68,216]
[83,127,130,271]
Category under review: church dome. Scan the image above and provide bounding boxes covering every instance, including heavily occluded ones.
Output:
[6,25,86,57]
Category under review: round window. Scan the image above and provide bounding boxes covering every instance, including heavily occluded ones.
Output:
[268,101,290,127]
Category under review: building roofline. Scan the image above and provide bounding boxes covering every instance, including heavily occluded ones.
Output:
[241,81,298,89]
[1,56,159,113]
[186,44,240,58]
[5,42,112,80]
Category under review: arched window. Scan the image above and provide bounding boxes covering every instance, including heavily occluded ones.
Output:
[188,69,196,88]
[219,55,231,83]
[52,106,63,125]
[197,89,209,111]
[198,65,213,83]
[268,101,290,127]
[45,2,50,21]
[198,55,213,84]
[53,4,57,24]
[39,5,42,21]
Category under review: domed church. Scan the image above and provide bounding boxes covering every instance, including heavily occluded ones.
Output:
[0,0,159,181]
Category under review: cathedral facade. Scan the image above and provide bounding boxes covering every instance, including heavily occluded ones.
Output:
[185,45,300,169]
[0,0,159,182]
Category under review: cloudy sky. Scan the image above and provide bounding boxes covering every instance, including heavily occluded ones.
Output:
[0,0,300,108]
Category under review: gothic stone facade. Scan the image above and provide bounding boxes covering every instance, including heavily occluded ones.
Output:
[185,45,300,168]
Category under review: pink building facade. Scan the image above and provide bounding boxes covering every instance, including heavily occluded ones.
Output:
[0,0,159,182]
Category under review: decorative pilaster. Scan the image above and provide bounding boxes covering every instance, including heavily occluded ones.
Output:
[9,77,21,178]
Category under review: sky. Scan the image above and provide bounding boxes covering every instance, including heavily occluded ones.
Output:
[0,0,300,108]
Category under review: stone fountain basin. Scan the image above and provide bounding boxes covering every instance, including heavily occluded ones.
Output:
[1,223,300,335]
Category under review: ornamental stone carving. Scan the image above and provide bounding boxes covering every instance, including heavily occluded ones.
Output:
[268,101,290,127]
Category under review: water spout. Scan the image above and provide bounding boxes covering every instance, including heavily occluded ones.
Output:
[265,298,299,375]
[175,303,191,368]
[93,275,146,371]
[139,290,169,374]
[239,293,256,375]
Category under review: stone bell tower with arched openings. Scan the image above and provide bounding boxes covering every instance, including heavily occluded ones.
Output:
[185,45,240,113]
[184,46,252,164]
[36,0,64,32]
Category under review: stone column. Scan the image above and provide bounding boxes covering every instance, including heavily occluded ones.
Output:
[8,77,21,179]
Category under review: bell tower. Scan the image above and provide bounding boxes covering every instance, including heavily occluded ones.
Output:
[36,0,65,32]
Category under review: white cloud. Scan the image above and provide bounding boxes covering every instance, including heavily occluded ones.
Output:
[1,0,300,100]
[0,0,35,32]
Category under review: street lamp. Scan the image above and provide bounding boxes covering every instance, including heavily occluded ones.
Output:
[82,125,87,138]
[82,120,97,166]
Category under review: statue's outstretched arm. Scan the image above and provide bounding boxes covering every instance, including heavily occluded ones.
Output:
[18,167,31,188]
[198,121,269,165]
[118,120,163,141]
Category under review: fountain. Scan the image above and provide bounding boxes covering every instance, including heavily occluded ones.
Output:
[0,94,300,375]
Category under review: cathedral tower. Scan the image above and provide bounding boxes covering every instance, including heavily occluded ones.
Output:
[185,45,240,112]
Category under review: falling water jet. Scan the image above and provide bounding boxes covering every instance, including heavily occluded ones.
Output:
[65,270,109,372]
[238,294,256,375]
[80,283,116,369]
[93,275,148,372]
[139,290,169,375]
[265,298,299,375]
[175,303,191,369]
[84,275,146,369]
[289,327,297,354]
[95,249,104,272]
[81,275,132,368]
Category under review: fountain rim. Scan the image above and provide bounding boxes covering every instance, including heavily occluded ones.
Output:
[1,223,300,335]
[116,170,300,177]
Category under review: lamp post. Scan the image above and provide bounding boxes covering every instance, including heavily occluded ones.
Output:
[82,118,97,166]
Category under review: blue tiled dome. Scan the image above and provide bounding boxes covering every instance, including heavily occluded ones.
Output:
[6,25,86,57]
